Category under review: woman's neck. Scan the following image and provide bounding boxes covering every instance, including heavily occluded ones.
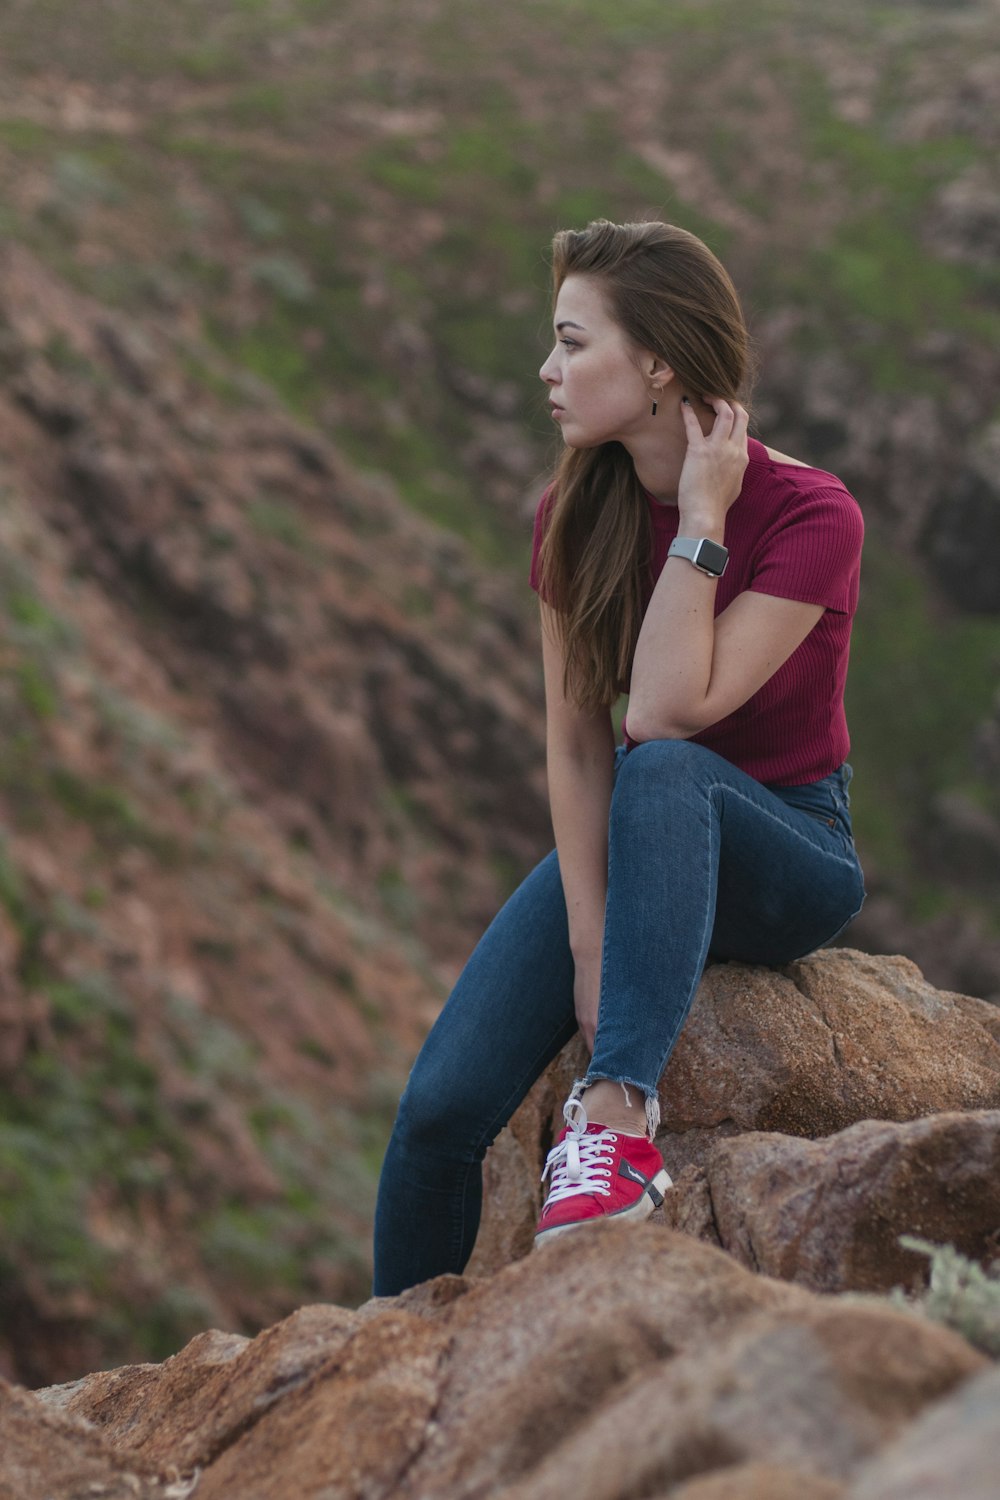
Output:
[626,411,689,504]
[629,445,684,506]
[624,399,712,506]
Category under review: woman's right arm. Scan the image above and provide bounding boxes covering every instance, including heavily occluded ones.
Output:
[541,603,615,1051]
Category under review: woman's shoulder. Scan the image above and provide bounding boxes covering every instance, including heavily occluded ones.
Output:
[738,439,863,559]
[745,438,860,512]
[747,436,844,484]
[759,444,813,470]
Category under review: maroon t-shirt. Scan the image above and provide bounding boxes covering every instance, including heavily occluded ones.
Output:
[529,438,864,786]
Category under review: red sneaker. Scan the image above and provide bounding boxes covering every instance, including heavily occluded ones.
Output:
[535,1099,672,1247]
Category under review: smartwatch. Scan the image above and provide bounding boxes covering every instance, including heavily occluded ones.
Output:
[667,536,729,578]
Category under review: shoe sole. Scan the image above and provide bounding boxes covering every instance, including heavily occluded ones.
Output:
[533,1169,673,1249]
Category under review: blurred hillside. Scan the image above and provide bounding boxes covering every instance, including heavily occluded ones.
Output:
[1,0,1000,1381]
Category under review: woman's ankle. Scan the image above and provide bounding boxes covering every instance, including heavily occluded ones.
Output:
[579,1079,649,1135]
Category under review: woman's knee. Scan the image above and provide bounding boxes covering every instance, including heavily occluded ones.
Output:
[613,738,715,803]
[390,1056,489,1164]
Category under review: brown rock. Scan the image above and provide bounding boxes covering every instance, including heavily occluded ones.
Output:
[849,1359,1000,1500]
[667,1463,845,1500]
[659,1162,723,1245]
[694,1110,1000,1293]
[474,951,1000,1271]
[17,1230,813,1500]
[661,949,1000,1151]
[0,1378,163,1500]
[407,1227,808,1499]
[496,1293,984,1500]
[192,1310,448,1500]
[7,1232,986,1500]
[951,986,1000,1046]
[47,1306,357,1471]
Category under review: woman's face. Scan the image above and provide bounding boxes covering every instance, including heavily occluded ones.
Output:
[539,274,654,448]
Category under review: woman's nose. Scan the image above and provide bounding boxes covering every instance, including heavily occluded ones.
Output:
[539,350,558,383]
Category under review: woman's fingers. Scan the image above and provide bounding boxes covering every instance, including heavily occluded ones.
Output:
[680,397,704,436]
[699,395,748,442]
[678,394,749,518]
[714,400,734,437]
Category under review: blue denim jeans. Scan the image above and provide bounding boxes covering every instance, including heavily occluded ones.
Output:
[373,739,865,1295]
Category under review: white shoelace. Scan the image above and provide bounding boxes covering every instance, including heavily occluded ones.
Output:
[540,1098,618,1204]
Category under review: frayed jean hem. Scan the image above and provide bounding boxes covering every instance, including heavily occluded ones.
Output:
[570,1074,661,1138]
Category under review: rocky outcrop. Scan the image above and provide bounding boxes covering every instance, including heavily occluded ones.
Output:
[22,933,995,1500]
[669,1467,846,1499]
[472,948,1000,1283]
[0,1378,166,1500]
[665,1110,1000,1292]
[850,1360,1000,1500]
[657,948,1000,1151]
[8,1230,984,1500]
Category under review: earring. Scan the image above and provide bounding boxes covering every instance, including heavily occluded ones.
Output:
[650,394,658,417]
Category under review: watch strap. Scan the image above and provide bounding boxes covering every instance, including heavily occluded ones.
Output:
[668,536,729,577]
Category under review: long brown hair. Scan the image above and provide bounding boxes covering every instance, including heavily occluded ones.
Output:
[538,220,751,712]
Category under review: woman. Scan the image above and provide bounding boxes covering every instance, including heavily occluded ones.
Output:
[373,219,865,1293]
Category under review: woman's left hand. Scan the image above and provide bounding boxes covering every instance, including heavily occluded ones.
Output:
[677,396,750,534]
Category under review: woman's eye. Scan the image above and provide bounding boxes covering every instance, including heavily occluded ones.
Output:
[560,338,579,350]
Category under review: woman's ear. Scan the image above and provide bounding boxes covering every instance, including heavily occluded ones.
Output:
[646,355,676,391]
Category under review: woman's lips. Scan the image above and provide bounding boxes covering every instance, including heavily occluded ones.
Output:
[549,404,565,420]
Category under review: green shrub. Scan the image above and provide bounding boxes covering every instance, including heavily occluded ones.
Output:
[892,1236,1000,1358]
[199,1203,303,1291]
[16,661,58,720]
[52,151,123,209]
[249,253,314,304]
[238,194,285,241]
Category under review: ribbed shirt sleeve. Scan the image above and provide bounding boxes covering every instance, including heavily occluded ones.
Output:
[748,487,864,615]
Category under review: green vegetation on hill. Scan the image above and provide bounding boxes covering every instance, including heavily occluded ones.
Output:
[847,535,1000,926]
[0,551,402,1375]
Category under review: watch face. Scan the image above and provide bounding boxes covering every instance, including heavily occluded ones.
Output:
[695,539,729,576]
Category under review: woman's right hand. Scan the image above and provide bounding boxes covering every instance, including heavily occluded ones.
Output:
[677,395,750,535]
[573,952,602,1054]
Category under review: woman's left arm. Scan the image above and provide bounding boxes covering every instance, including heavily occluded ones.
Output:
[626,400,824,744]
